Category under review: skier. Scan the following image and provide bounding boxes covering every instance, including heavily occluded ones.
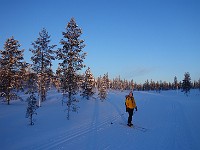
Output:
[125,91,137,127]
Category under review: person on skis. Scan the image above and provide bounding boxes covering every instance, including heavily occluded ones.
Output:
[125,91,137,127]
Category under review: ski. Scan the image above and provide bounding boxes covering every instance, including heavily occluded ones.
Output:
[119,123,148,132]
[133,125,147,132]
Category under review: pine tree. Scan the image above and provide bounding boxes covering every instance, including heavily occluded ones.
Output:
[0,37,27,105]
[182,72,191,95]
[155,81,161,92]
[130,79,134,90]
[105,73,110,90]
[98,74,107,101]
[174,76,178,90]
[56,18,86,119]
[55,65,62,92]
[111,76,123,90]
[198,78,200,91]
[81,67,95,100]
[30,28,56,106]
[25,72,38,125]
[144,79,150,91]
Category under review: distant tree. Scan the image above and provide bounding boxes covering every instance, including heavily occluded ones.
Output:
[98,74,107,101]
[150,79,156,90]
[0,37,27,105]
[164,81,170,90]
[130,79,134,90]
[198,79,200,91]
[111,76,123,90]
[30,28,56,106]
[135,83,143,91]
[54,65,62,92]
[81,67,95,100]
[96,76,102,89]
[122,79,128,90]
[56,18,86,119]
[25,73,38,125]
[155,81,161,92]
[168,82,172,90]
[174,76,178,90]
[182,72,191,95]
[144,79,150,91]
[105,73,110,89]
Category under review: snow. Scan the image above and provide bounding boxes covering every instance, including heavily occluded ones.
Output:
[1,89,200,150]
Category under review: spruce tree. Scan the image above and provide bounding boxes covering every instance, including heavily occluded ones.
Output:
[155,81,161,92]
[198,78,200,91]
[81,67,95,100]
[182,72,191,95]
[30,28,56,105]
[144,79,150,91]
[0,37,27,105]
[56,18,86,119]
[98,74,107,101]
[174,76,178,90]
[25,72,38,125]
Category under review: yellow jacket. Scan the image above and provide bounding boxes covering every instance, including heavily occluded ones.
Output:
[125,96,136,109]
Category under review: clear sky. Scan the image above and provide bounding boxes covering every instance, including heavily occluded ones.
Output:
[0,0,200,83]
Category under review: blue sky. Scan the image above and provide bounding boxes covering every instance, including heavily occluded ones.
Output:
[0,0,200,83]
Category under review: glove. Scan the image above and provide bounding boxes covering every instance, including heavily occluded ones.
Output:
[135,106,138,111]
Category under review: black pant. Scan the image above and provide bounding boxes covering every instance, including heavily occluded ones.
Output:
[127,108,134,124]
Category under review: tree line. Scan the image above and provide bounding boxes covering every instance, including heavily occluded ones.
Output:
[108,73,200,93]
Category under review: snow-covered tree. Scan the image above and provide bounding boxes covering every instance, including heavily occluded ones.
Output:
[198,79,200,91]
[56,18,86,119]
[110,76,122,90]
[25,72,38,125]
[81,67,95,100]
[144,79,150,91]
[155,81,161,92]
[173,76,178,90]
[104,73,110,89]
[54,66,62,92]
[182,72,191,96]
[30,28,56,106]
[0,37,27,105]
[98,74,107,101]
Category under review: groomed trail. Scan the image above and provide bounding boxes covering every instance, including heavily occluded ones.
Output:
[1,90,200,150]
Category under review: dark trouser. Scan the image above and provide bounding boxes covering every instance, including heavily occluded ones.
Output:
[127,108,134,124]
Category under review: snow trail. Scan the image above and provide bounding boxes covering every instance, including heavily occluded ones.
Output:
[25,99,122,150]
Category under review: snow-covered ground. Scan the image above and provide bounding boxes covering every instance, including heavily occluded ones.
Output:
[1,89,200,150]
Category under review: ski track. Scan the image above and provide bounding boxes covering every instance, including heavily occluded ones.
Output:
[26,101,122,150]
[85,97,99,149]
[154,99,195,150]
